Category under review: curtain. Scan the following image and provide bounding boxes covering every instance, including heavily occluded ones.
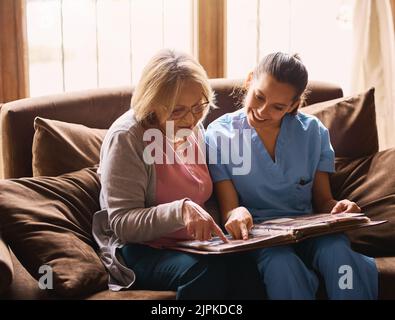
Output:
[351,0,395,150]
[392,0,395,31]
[0,0,29,103]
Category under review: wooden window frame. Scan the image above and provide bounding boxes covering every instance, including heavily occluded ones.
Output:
[195,0,227,78]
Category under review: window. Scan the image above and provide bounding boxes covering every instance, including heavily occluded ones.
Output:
[27,0,356,96]
[227,0,355,95]
[27,0,193,97]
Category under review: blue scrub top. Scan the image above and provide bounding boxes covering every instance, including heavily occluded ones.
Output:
[205,109,335,220]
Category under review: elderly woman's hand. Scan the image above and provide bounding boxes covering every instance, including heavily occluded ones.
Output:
[182,200,229,243]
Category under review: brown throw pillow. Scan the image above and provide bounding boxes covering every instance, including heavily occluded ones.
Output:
[330,149,395,257]
[0,167,108,297]
[32,117,107,177]
[302,88,378,158]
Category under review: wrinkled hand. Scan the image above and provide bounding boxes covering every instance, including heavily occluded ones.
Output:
[225,207,253,240]
[182,200,228,243]
[331,199,361,214]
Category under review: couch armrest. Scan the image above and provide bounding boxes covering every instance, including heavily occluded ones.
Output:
[0,236,13,294]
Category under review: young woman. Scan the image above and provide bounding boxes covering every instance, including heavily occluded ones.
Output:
[205,52,378,299]
[92,49,263,300]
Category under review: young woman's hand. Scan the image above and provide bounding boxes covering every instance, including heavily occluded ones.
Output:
[182,200,229,243]
[331,199,361,214]
[225,207,253,240]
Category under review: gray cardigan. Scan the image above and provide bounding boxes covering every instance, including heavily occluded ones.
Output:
[92,109,191,291]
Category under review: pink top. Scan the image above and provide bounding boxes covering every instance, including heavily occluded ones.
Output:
[144,129,213,248]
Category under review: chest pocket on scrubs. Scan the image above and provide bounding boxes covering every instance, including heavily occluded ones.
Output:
[293,179,313,211]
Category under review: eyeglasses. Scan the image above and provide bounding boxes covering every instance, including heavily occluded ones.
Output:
[169,101,210,120]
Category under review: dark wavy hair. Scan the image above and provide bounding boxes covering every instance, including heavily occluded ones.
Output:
[233,52,309,114]
[253,52,309,113]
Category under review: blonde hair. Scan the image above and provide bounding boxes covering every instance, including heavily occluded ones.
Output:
[131,49,215,125]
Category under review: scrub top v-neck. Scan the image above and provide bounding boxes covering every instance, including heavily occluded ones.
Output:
[205,109,335,220]
[250,113,287,173]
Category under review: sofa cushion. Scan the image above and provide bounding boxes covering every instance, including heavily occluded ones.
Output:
[330,149,395,257]
[0,167,108,298]
[302,88,378,158]
[0,237,13,294]
[86,289,176,300]
[376,256,395,299]
[32,117,107,177]
[0,251,54,300]
[0,250,176,300]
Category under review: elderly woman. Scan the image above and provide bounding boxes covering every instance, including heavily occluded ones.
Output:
[92,49,257,299]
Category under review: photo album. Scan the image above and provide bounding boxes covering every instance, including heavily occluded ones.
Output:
[167,213,386,254]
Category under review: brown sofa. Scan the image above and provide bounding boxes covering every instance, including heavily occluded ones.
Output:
[0,78,394,299]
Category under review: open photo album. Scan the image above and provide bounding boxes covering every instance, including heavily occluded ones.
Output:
[167,212,386,255]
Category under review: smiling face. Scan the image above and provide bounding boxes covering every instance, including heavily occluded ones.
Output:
[245,72,299,130]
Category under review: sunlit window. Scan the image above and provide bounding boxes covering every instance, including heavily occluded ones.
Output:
[27,0,356,97]
[27,0,193,97]
[227,0,355,95]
